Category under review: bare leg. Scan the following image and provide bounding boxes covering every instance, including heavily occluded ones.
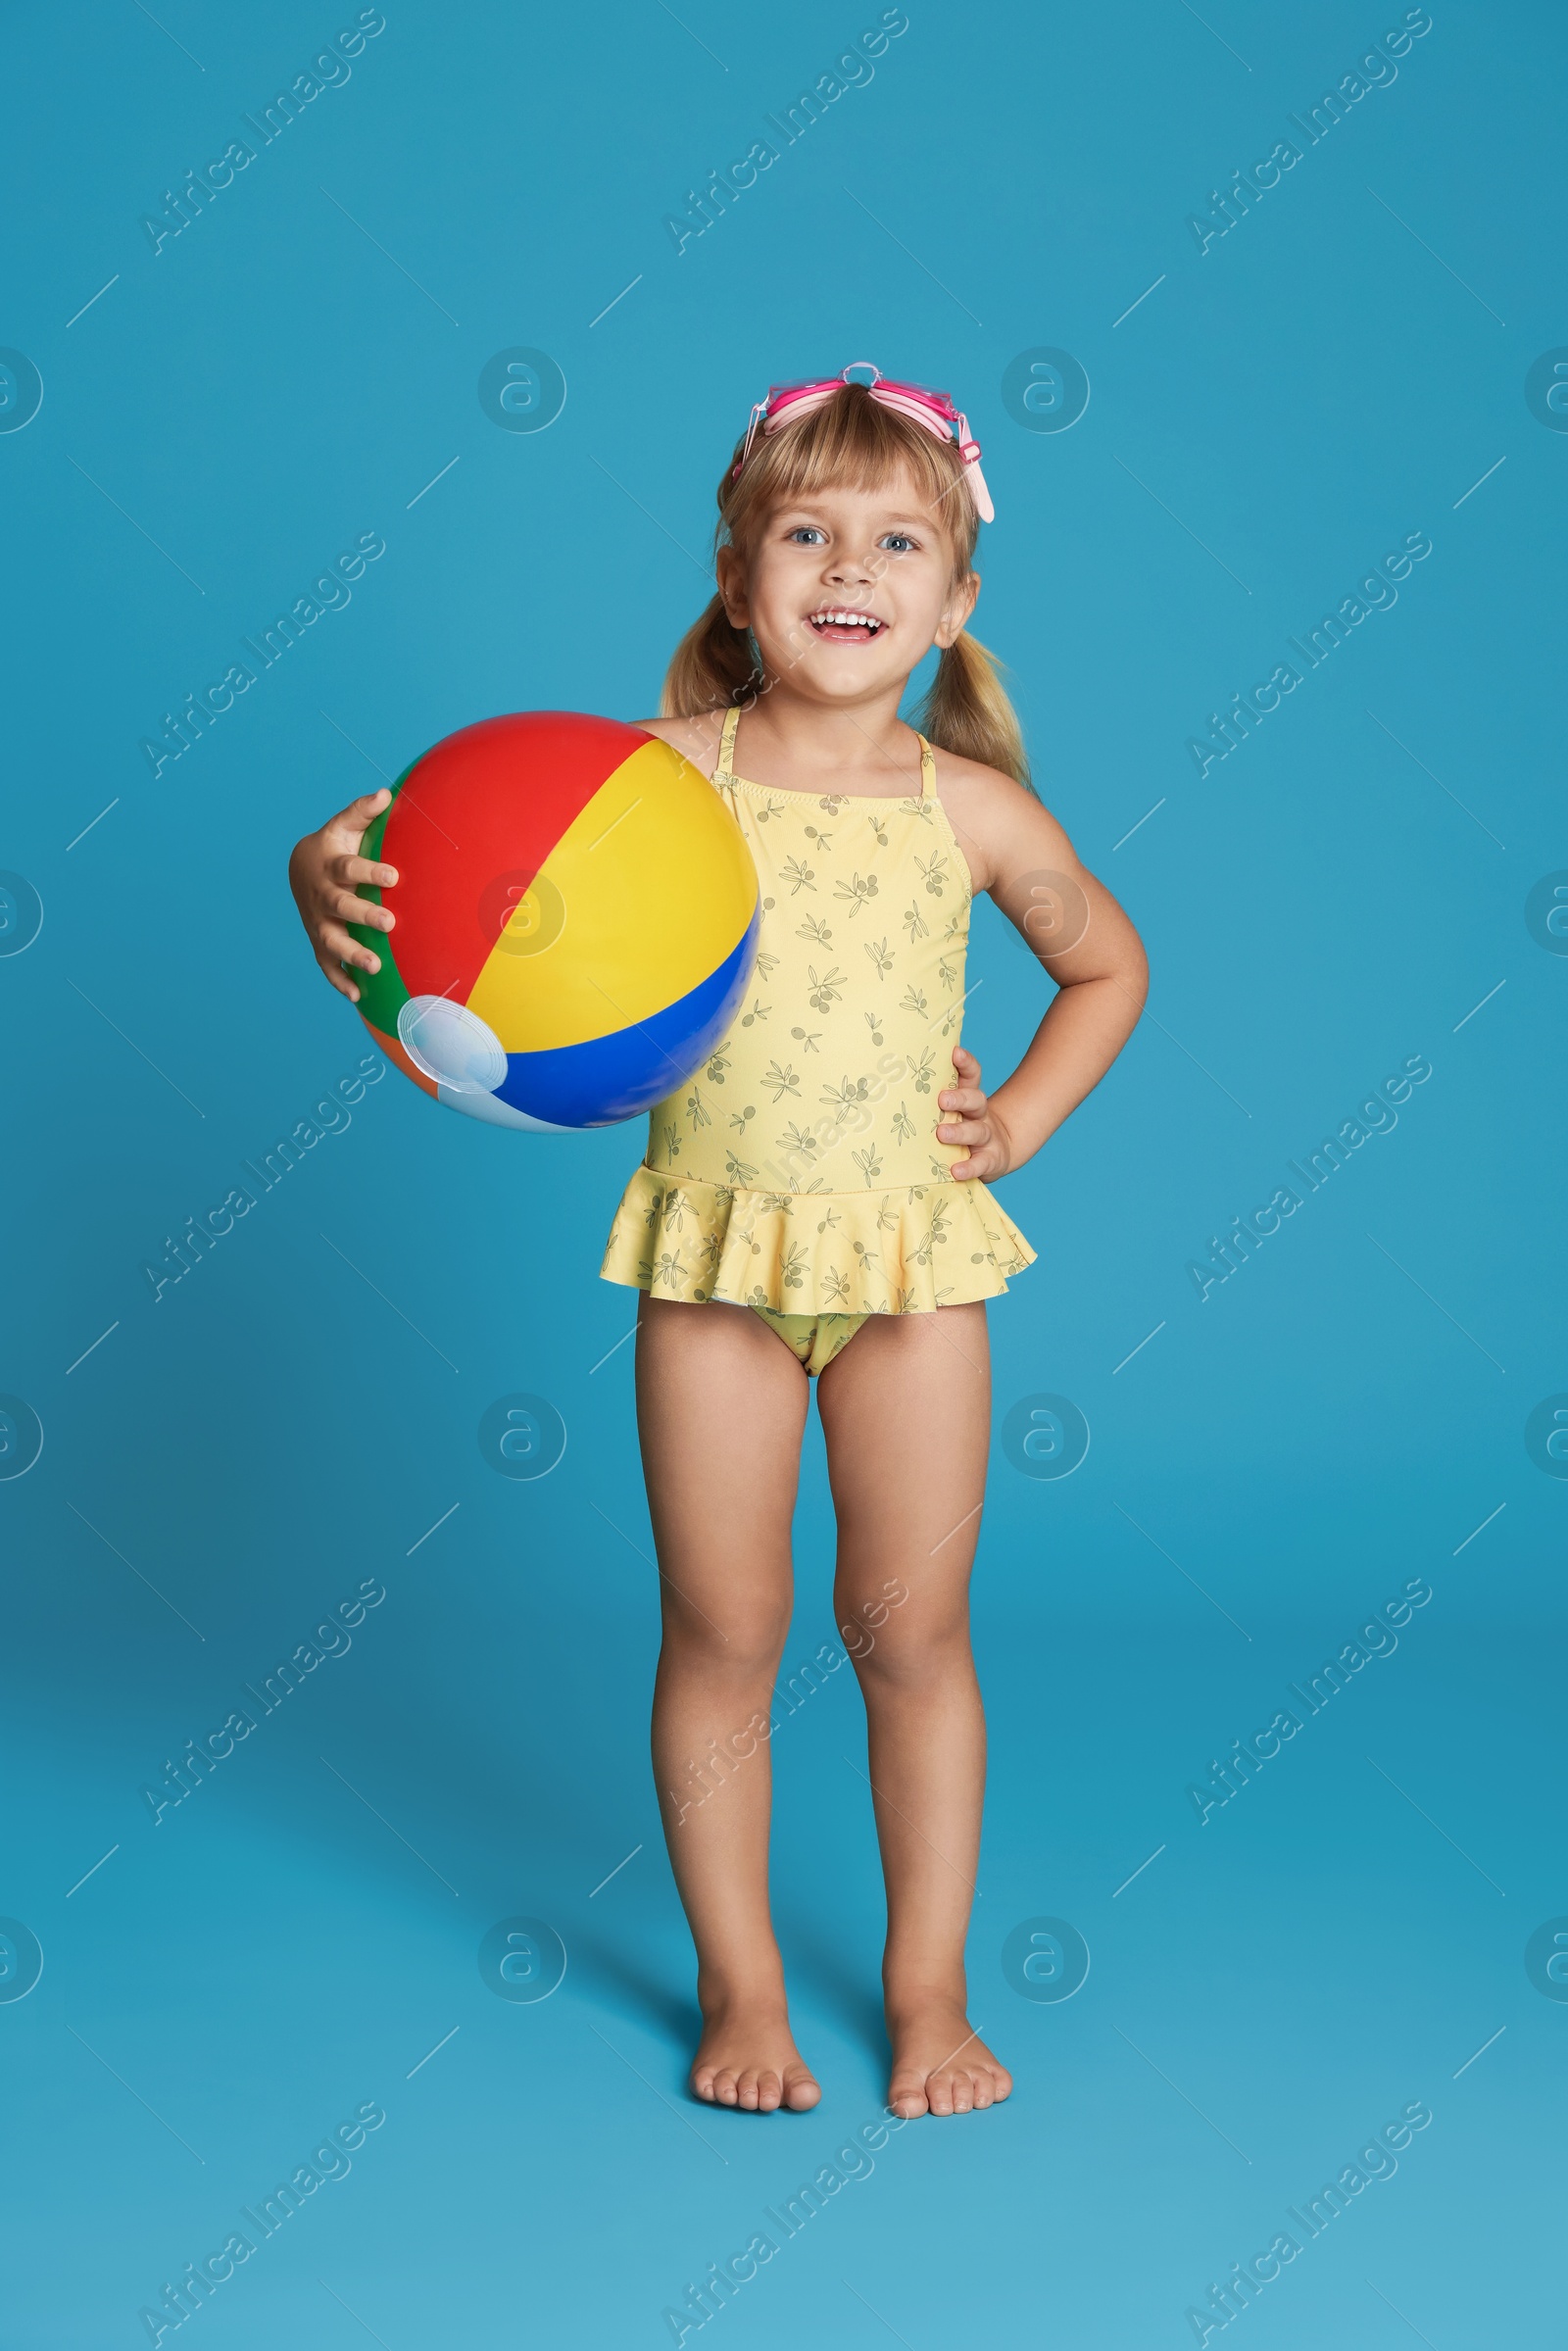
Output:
[815,1300,1012,2119]
[636,1293,820,2113]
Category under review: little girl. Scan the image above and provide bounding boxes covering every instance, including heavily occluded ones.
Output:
[290,366,1147,2121]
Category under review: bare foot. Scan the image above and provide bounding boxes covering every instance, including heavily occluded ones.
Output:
[691,2001,820,2113]
[886,1999,1012,2118]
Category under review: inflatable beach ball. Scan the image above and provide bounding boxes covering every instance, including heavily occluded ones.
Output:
[348,711,759,1130]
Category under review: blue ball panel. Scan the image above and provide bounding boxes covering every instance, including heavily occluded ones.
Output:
[491,906,760,1129]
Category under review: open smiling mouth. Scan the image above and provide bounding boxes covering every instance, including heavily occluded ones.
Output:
[808,608,886,643]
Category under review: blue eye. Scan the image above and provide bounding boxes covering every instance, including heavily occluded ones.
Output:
[879,533,915,553]
[787,526,826,545]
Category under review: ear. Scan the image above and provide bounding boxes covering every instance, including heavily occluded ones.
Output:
[714,546,751,629]
[934,569,979,650]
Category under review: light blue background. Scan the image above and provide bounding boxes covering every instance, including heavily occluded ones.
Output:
[2,2,1563,2343]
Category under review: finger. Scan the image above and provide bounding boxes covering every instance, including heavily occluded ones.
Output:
[949,1150,1001,1181]
[332,887,393,932]
[333,787,391,833]
[951,1044,982,1079]
[318,920,381,974]
[937,1087,987,1114]
[337,853,400,890]
[936,1117,992,1147]
[316,951,362,1002]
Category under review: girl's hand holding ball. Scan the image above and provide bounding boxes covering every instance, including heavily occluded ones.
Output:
[288,788,398,1003]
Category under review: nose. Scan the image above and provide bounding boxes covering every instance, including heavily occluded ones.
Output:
[824,546,875,597]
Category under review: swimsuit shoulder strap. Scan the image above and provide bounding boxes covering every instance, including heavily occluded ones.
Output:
[914,731,937,798]
[715,704,741,782]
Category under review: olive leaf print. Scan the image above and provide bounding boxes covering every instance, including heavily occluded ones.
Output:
[762,1059,801,1102]
[660,1187,690,1233]
[777,1122,821,1163]
[863,935,894,980]
[833,871,880,917]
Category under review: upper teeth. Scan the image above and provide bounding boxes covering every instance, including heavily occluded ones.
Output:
[813,610,879,627]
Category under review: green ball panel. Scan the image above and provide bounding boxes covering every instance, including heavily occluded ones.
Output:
[344,757,423,1031]
[346,919,408,1035]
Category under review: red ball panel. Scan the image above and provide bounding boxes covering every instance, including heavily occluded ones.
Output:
[378,710,653,1007]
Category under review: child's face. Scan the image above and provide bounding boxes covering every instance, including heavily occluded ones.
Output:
[719,465,978,708]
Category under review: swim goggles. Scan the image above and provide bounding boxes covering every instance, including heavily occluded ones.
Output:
[731,362,995,523]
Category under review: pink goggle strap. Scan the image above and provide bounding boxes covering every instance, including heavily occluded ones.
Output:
[730,366,994,524]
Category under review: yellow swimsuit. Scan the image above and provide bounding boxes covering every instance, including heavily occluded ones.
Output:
[599,706,1036,1373]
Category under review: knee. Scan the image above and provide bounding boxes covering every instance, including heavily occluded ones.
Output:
[845,1602,970,1689]
[662,1593,792,1681]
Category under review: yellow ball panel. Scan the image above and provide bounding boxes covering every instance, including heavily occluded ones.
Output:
[466,737,757,1053]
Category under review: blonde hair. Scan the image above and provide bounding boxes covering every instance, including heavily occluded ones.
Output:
[662,379,1030,788]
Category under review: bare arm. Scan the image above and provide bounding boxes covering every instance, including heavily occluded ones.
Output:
[934,761,1148,1180]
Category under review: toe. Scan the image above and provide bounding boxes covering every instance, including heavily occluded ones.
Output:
[783,2068,820,2112]
[888,2077,929,2119]
[949,2073,974,2116]
[971,2073,994,2110]
[736,2070,761,2111]
[926,2073,956,2118]
[755,2070,781,2113]
[711,2069,739,2107]
[691,2068,717,2104]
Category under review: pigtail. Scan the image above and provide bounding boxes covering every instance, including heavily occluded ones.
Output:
[915,630,1032,792]
[661,594,758,719]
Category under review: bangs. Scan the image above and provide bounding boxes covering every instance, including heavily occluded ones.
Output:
[721,383,974,562]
